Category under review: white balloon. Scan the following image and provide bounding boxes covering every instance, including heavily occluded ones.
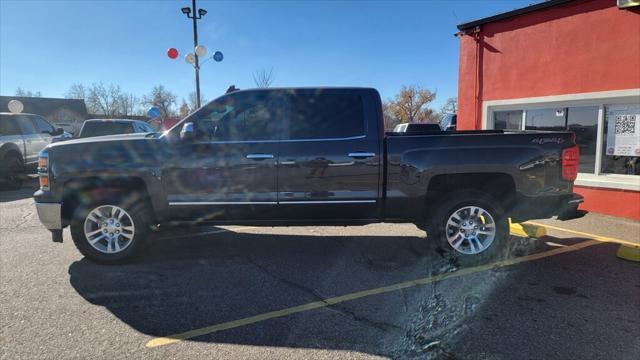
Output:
[185,53,196,64]
[8,100,24,114]
[195,45,207,57]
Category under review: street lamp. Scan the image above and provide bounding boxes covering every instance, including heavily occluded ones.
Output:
[182,0,206,109]
[178,0,223,109]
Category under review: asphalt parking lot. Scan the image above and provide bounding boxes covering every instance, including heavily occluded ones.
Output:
[1,181,639,359]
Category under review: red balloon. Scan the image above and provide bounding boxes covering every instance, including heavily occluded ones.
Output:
[167,48,178,59]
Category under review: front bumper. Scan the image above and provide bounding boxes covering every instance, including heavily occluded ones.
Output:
[35,202,62,230]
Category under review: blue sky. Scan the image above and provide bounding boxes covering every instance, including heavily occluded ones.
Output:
[0,0,532,109]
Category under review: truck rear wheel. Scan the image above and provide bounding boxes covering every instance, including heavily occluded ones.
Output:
[70,195,151,264]
[428,190,509,266]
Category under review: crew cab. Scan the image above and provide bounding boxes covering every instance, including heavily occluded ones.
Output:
[33,88,584,263]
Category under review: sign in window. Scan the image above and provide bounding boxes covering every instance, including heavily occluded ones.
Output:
[602,104,640,175]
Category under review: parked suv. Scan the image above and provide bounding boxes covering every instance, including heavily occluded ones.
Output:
[78,119,156,138]
[0,112,66,189]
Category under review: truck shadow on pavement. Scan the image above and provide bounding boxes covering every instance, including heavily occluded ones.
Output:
[67,228,639,358]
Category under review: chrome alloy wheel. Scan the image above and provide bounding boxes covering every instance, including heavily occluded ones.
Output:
[83,205,135,254]
[445,206,496,255]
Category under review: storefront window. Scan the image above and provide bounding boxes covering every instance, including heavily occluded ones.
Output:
[567,106,598,173]
[601,104,640,175]
[525,108,566,131]
[491,101,640,178]
[493,110,522,130]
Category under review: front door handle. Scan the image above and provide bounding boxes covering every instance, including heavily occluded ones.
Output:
[348,152,375,159]
[246,153,275,160]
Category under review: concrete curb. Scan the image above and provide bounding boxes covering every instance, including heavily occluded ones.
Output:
[509,219,547,238]
[616,244,640,262]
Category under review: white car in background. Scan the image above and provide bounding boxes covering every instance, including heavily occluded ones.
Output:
[0,112,69,189]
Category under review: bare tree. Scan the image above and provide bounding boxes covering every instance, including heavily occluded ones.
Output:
[382,100,401,130]
[66,83,139,116]
[117,93,141,116]
[85,82,123,117]
[15,88,42,97]
[388,85,438,123]
[188,91,206,112]
[253,68,274,88]
[440,97,457,114]
[65,83,86,99]
[144,85,177,118]
[179,99,190,118]
[49,108,84,125]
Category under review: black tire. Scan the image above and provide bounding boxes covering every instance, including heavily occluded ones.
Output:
[0,155,24,190]
[70,192,151,264]
[427,190,509,267]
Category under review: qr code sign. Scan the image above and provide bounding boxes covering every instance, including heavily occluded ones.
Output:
[615,115,636,135]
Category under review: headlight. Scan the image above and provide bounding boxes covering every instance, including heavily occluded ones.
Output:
[38,151,50,191]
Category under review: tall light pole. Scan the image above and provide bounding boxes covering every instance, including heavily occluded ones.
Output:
[181,0,207,109]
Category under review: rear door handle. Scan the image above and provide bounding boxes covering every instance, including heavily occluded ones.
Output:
[246,153,275,160]
[348,152,375,159]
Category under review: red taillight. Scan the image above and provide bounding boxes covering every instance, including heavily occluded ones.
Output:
[562,146,579,181]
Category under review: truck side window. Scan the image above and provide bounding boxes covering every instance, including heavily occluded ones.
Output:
[0,116,21,135]
[33,116,55,133]
[17,116,38,134]
[287,93,365,140]
[193,91,282,142]
[140,122,155,132]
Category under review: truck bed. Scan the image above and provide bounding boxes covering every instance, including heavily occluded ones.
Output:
[383,130,576,221]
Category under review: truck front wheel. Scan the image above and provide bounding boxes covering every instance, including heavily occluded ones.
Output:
[428,191,509,266]
[0,155,24,190]
[70,195,151,263]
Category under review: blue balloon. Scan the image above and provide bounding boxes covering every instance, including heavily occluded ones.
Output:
[213,51,224,62]
[147,107,161,119]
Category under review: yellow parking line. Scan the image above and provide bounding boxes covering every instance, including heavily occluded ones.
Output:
[145,238,601,348]
[526,221,639,247]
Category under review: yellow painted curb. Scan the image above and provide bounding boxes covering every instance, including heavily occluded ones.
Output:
[509,219,547,238]
[616,244,640,262]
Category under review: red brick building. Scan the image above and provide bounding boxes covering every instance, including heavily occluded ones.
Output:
[456,0,640,220]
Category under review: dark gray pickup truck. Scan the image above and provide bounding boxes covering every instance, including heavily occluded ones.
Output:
[34,87,584,263]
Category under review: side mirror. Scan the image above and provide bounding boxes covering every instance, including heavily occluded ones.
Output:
[49,128,64,136]
[180,122,195,141]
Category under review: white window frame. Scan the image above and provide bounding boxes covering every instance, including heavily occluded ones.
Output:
[483,89,640,191]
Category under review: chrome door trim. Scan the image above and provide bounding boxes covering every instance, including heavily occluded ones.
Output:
[246,154,275,159]
[282,135,366,143]
[189,134,366,145]
[169,201,278,206]
[278,200,377,204]
[328,161,355,167]
[348,152,376,158]
[168,200,376,206]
